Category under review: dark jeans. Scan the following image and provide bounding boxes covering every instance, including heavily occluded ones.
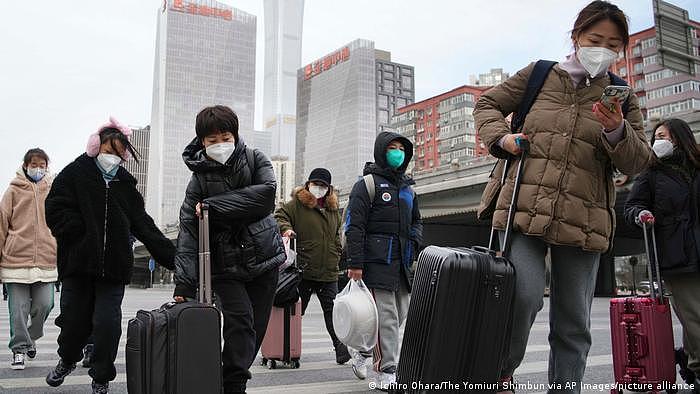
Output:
[299,279,340,347]
[55,277,125,384]
[214,268,277,394]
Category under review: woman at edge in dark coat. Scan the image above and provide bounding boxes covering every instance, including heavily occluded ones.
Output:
[625,118,700,388]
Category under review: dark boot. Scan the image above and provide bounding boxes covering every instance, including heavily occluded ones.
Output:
[82,344,94,368]
[677,347,697,385]
[334,342,351,365]
[46,359,76,387]
[91,381,109,394]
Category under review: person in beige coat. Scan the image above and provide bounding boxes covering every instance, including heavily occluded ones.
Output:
[474,2,653,393]
[0,148,57,370]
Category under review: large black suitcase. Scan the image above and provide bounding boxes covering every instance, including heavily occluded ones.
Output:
[395,246,515,393]
[126,204,222,394]
[396,141,529,393]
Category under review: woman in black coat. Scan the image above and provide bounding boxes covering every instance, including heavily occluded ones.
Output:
[44,118,175,394]
[173,106,284,394]
[625,118,700,385]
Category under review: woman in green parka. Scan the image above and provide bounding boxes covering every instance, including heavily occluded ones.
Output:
[274,167,350,365]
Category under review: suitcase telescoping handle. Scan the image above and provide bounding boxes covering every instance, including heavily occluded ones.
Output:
[198,203,213,305]
[488,138,529,258]
[641,221,664,301]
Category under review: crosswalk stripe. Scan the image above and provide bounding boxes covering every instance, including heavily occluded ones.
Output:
[0,353,611,389]
[248,379,368,393]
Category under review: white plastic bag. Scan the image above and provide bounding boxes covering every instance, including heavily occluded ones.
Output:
[332,279,378,352]
[279,236,296,271]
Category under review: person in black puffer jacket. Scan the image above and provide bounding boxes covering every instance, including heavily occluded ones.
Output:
[345,131,423,386]
[625,118,700,388]
[44,118,176,394]
[173,105,284,394]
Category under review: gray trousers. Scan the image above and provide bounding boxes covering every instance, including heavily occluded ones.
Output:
[666,274,700,374]
[368,279,409,373]
[7,282,55,354]
[500,232,599,393]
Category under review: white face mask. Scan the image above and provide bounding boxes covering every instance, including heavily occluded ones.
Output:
[577,46,618,78]
[26,167,46,181]
[309,185,328,199]
[652,139,674,159]
[206,142,235,165]
[96,153,122,174]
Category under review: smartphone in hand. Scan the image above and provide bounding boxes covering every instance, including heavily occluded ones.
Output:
[600,85,631,113]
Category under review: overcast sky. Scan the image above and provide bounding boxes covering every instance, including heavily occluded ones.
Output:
[0,0,698,191]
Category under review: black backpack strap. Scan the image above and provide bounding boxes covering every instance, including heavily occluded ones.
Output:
[510,60,558,132]
[608,72,631,116]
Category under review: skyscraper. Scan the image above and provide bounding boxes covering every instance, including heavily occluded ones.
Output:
[123,125,151,198]
[295,39,414,197]
[263,0,304,160]
[147,0,257,226]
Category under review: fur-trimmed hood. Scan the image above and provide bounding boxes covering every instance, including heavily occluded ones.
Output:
[293,186,339,210]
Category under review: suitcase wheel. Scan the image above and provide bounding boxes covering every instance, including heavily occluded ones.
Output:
[292,359,300,369]
[268,360,277,369]
[261,358,268,366]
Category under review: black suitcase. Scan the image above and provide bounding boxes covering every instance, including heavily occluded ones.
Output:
[126,204,222,394]
[395,142,529,394]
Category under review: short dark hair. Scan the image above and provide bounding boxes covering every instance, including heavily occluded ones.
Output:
[651,118,700,168]
[195,105,239,141]
[23,148,49,166]
[100,127,140,162]
[571,1,630,50]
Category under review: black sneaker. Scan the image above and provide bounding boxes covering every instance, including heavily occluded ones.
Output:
[46,359,76,387]
[82,344,94,368]
[27,349,36,360]
[334,342,351,365]
[92,381,109,394]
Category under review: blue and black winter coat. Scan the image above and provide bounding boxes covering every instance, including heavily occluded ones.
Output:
[345,131,423,292]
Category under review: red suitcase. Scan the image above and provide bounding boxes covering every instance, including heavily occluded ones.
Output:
[261,301,302,369]
[610,223,676,394]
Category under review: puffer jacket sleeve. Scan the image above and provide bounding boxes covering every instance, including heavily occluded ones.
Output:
[474,62,535,159]
[624,170,653,228]
[410,192,424,256]
[173,175,202,299]
[125,187,176,270]
[44,168,84,240]
[600,94,654,175]
[345,179,370,269]
[204,149,276,222]
[0,187,13,259]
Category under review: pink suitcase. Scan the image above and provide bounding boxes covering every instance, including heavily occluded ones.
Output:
[261,301,302,369]
[610,223,676,394]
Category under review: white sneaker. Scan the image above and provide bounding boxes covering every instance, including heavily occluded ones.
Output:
[351,352,368,380]
[375,372,396,392]
[10,353,25,370]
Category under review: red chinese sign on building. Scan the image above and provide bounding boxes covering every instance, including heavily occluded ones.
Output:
[304,47,350,80]
[170,0,233,21]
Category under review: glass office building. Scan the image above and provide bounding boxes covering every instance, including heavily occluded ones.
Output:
[263,0,304,160]
[295,39,414,197]
[147,0,256,226]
